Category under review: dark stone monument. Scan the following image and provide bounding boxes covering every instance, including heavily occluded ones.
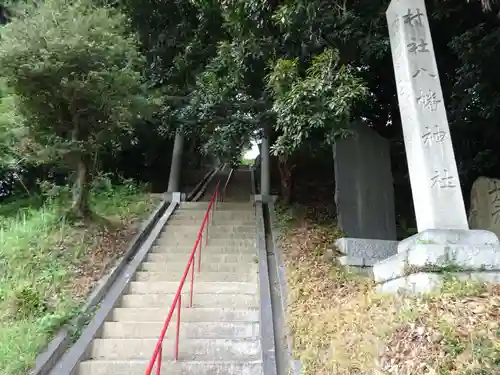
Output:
[333,121,398,266]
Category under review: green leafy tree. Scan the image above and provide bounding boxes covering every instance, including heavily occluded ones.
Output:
[0,82,24,169]
[182,0,369,201]
[182,0,277,155]
[267,49,368,156]
[266,49,368,201]
[116,0,225,138]
[0,0,152,218]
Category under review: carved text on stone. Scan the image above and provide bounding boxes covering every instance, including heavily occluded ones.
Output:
[412,67,436,79]
[403,8,425,27]
[407,37,430,54]
[422,125,447,146]
[488,180,500,223]
[417,89,442,112]
[431,169,457,189]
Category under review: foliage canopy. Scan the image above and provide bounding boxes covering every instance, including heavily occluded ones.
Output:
[0,0,153,215]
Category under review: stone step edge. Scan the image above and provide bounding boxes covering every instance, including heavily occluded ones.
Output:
[145,256,258,261]
[111,307,260,311]
[107,318,260,323]
[140,261,258,267]
[79,359,264,365]
[127,281,259,286]
[92,338,261,343]
[133,271,257,276]
[373,243,500,283]
[101,321,259,327]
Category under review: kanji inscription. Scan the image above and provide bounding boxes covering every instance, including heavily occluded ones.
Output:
[407,37,430,54]
[412,67,437,79]
[431,169,457,189]
[488,180,500,223]
[417,89,441,112]
[403,8,424,27]
[422,125,447,146]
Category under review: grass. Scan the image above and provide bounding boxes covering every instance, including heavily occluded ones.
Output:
[276,204,500,375]
[0,182,161,375]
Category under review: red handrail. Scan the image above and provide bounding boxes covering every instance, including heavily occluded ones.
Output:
[145,182,220,375]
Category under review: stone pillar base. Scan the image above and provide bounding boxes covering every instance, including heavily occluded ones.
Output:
[164,192,185,203]
[374,229,500,294]
[376,271,500,294]
[252,194,278,203]
[397,229,499,253]
[335,238,398,267]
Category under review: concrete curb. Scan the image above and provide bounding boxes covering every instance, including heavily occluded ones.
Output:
[187,165,221,201]
[49,201,179,375]
[191,166,222,202]
[222,168,234,200]
[31,197,173,375]
[255,202,278,375]
[268,202,302,375]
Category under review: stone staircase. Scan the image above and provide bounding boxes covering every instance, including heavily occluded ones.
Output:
[76,189,263,374]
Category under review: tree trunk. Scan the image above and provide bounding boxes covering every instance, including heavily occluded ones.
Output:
[278,156,294,205]
[69,153,91,219]
[68,104,92,220]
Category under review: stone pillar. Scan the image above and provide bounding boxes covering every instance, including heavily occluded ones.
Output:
[373,0,500,294]
[387,0,467,232]
[260,128,271,197]
[166,128,184,193]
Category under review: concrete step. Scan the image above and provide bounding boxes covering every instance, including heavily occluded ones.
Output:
[150,245,257,255]
[101,321,260,339]
[159,228,255,236]
[74,199,263,375]
[90,338,261,361]
[158,231,255,240]
[127,281,258,294]
[181,210,253,214]
[170,217,255,224]
[166,220,256,226]
[119,293,259,309]
[133,271,257,283]
[140,261,258,273]
[180,203,253,210]
[167,217,255,225]
[109,306,260,323]
[155,238,255,247]
[163,222,257,232]
[146,253,258,264]
[78,359,263,375]
[160,225,256,232]
[206,208,255,213]
[172,211,254,217]
[111,307,259,322]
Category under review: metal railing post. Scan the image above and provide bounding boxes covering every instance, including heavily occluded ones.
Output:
[212,190,217,222]
[156,346,162,375]
[175,295,181,361]
[205,218,209,246]
[189,260,195,308]
[197,235,202,273]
